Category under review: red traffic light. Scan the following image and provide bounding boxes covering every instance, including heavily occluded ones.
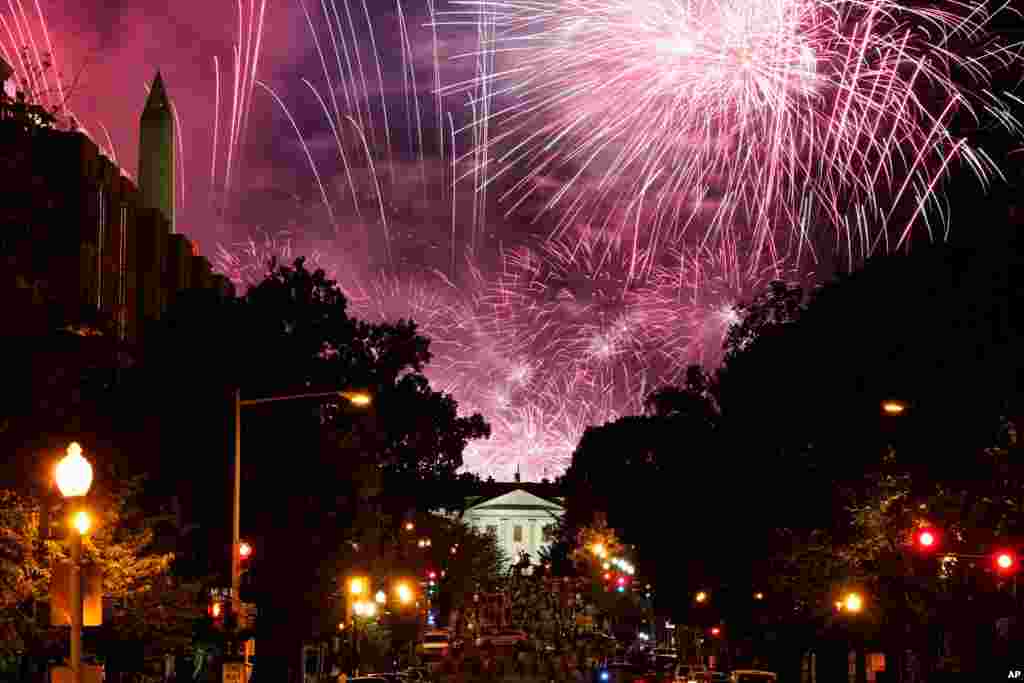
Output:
[428,571,437,580]
[209,601,223,619]
[710,627,721,636]
[617,576,626,586]
[915,528,938,550]
[995,551,1017,573]
[239,541,253,560]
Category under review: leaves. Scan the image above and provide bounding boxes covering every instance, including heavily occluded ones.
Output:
[0,479,179,651]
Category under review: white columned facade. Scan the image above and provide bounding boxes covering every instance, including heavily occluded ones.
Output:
[462,489,565,568]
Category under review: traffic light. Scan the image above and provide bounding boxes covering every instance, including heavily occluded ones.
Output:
[710,626,721,637]
[914,528,939,551]
[209,600,225,628]
[239,541,253,561]
[994,550,1017,574]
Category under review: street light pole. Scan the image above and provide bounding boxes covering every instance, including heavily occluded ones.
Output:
[55,444,93,683]
[232,388,242,619]
[70,523,82,683]
[230,389,371,631]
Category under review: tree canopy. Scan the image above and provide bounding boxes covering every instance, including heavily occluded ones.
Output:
[556,236,1024,677]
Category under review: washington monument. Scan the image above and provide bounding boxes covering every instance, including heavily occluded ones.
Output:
[138,71,175,233]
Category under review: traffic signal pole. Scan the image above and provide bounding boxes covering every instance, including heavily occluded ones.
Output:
[232,389,242,643]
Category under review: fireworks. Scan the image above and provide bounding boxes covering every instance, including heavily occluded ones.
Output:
[9,0,1020,480]
[442,0,1021,267]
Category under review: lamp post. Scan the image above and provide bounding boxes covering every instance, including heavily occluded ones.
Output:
[231,389,371,629]
[56,443,93,683]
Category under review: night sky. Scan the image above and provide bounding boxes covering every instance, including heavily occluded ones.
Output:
[5,0,1023,479]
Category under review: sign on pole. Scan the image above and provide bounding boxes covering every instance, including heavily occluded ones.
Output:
[223,662,245,683]
[50,562,102,626]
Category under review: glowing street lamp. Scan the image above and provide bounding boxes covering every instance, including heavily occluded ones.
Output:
[754,592,764,601]
[355,601,377,618]
[695,591,708,604]
[342,392,373,407]
[375,590,387,605]
[56,443,93,499]
[843,593,863,613]
[73,511,92,536]
[349,577,366,596]
[882,400,907,415]
[396,582,413,605]
[55,442,93,683]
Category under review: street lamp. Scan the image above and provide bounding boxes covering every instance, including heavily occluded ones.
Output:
[55,442,93,683]
[695,591,708,604]
[56,443,93,498]
[232,388,371,625]
[375,590,387,605]
[843,593,863,613]
[753,592,764,601]
[881,400,906,415]
[349,577,367,597]
[396,582,413,605]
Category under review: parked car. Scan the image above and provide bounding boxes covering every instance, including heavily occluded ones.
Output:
[600,662,656,683]
[402,667,429,683]
[675,664,709,683]
[476,629,528,647]
[418,630,451,658]
[729,671,777,683]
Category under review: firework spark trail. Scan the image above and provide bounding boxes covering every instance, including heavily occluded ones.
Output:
[645,241,805,371]
[256,80,339,230]
[439,0,1022,270]
[479,229,667,410]
[97,120,118,165]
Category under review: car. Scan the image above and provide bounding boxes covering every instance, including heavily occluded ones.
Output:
[477,629,528,647]
[419,630,451,658]
[366,674,405,683]
[600,662,654,683]
[729,671,777,683]
[402,668,429,683]
[675,664,709,683]
[653,654,678,672]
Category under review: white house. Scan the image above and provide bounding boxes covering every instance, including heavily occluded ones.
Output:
[462,487,565,567]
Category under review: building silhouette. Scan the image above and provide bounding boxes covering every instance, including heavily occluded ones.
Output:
[1,70,232,344]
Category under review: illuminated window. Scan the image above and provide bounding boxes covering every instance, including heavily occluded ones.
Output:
[513,525,523,542]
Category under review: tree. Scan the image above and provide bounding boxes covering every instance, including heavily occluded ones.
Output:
[167,258,493,682]
[0,475,178,663]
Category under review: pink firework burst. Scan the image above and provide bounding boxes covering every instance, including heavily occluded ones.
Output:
[480,230,665,412]
[214,231,341,292]
[445,0,1021,266]
[461,384,610,481]
[645,241,807,371]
